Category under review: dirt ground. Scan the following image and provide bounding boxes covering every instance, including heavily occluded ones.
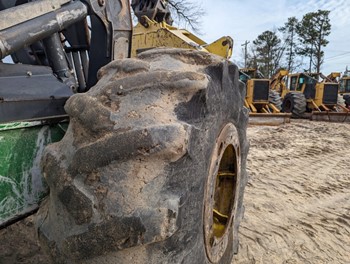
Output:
[1,119,349,263]
[234,119,350,264]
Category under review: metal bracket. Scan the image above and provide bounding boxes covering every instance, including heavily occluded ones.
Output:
[0,63,73,123]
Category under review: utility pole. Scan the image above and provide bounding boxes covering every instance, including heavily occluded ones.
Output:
[241,40,250,68]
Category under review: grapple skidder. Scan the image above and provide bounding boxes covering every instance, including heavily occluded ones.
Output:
[0,1,249,263]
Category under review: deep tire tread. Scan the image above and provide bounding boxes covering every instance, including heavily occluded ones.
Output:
[36,48,249,264]
[282,92,307,117]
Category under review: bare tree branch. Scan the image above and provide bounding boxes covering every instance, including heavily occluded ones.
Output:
[168,0,205,33]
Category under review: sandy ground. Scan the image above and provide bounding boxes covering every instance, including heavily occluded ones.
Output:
[0,120,349,263]
[234,119,350,264]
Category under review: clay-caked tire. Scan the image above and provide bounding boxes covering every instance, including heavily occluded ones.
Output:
[282,92,307,117]
[36,48,249,264]
[269,90,283,111]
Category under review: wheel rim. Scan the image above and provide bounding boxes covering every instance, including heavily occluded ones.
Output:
[204,123,240,263]
[284,98,293,113]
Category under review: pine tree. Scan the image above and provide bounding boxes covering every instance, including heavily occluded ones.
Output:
[251,30,283,77]
[279,17,299,72]
[296,10,331,73]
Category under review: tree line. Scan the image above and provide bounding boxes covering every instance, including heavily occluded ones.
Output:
[243,10,331,78]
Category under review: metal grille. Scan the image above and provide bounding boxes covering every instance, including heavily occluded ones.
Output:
[323,84,338,105]
[304,83,316,99]
[253,80,269,101]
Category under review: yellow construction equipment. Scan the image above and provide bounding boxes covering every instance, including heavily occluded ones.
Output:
[270,69,289,98]
[131,16,233,59]
[339,69,350,109]
[239,68,291,125]
[325,72,341,82]
[0,0,249,263]
[280,72,350,122]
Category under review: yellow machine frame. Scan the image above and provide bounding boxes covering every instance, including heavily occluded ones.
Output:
[240,68,280,113]
[239,68,291,125]
[270,69,289,98]
[131,17,233,59]
[325,72,341,82]
[244,79,280,113]
[288,73,343,111]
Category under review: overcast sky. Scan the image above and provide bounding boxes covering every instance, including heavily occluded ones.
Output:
[191,0,350,75]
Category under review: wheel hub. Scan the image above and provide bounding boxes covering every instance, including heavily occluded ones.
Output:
[203,123,240,263]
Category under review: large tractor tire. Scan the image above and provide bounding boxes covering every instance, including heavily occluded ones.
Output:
[36,48,249,264]
[282,92,307,117]
[268,90,283,111]
[343,94,350,109]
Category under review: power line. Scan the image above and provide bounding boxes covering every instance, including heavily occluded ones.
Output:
[325,52,350,61]
[325,49,350,53]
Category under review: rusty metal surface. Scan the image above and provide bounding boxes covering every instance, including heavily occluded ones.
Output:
[249,113,292,126]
